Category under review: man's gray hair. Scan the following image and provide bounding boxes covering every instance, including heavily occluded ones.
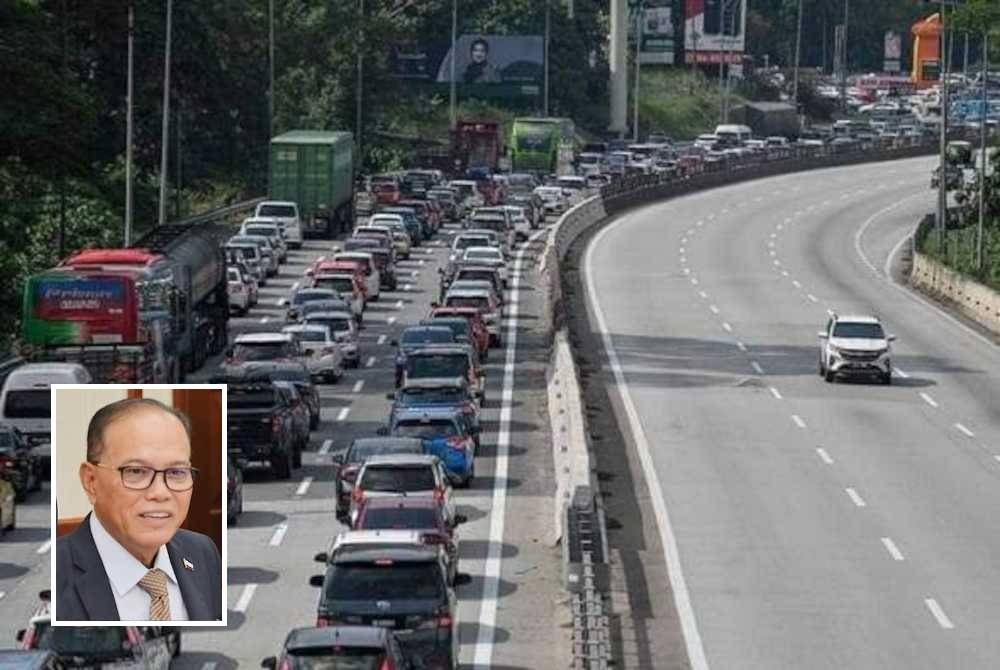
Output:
[86,397,192,463]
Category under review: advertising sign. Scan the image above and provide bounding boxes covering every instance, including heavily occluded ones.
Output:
[884,31,902,72]
[24,276,135,346]
[639,1,677,65]
[683,0,746,65]
[33,278,125,320]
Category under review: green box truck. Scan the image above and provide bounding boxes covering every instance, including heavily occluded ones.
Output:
[270,130,355,238]
[510,117,576,176]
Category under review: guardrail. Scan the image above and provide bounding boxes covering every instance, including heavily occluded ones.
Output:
[169,196,267,228]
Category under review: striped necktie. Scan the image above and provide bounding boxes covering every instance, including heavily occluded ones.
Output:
[138,568,171,621]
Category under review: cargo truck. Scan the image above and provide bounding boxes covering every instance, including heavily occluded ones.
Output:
[270,130,356,239]
[510,117,575,175]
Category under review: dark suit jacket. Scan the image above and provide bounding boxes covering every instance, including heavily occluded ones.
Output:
[56,513,223,621]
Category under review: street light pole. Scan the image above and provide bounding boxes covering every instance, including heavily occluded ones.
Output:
[267,0,275,192]
[544,0,550,116]
[633,2,641,141]
[125,1,135,246]
[718,0,725,122]
[840,0,849,111]
[449,0,457,128]
[356,0,364,165]
[938,0,949,249]
[157,0,173,227]
[792,0,803,113]
[978,30,988,271]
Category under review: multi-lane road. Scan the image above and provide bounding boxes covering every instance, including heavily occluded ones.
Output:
[581,156,1000,669]
[0,219,571,668]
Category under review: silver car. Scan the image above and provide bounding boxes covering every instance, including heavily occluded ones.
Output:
[282,324,345,383]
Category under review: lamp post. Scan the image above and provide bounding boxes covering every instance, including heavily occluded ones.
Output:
[124,1,135,246]
[938,0,950,249]
[157,0,173,227]
[633,1,642,141]
[544,0,551,116]
[356,0,364,165]
[978,30,988,271]
[449,0,457,128]
[792,0,803,113]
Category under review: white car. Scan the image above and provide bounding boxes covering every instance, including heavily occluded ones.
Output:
[534,186,568,214]
[240,218,288,262]
[311,272,365,323]
[282,324,344,383]
[501,205,532,242]
[255,200,303,248]
[460,247,508,286]
[818,314,895,384]
[333,251,380,302]
[227,267,250,315]
[349,454,455,524]
[224,332,301,370]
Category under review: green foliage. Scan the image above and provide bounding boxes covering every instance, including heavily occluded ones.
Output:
[638,69,742,140]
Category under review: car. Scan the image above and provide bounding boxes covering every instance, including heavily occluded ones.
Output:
[285,287,339,322]
[224,360,321,430]
[223,332,301,370]
[226,379,300,479]
[273,381,312,458]
[447,279,502,309]
[459,247,508,286]
[281,323,345,383]
[303,311,360,367]
[0,425,42,501]
[311,272,365,325]
[240,218,288,262]
[227,259,261,305]
[349,454,455,524]
[343,238,398,291]
[227,454,244,524]
[1,363,90,443]
[226,242,268,286]
[391,230,413,260]
[379,206,425,244]
[308,532,461,669]
[261,626,411,670]
[230,234,279,276]
[227,266,251,315]
[0,467,16,533]
[392,326,457,387]
[450,265,504,300]
[441,287,502,347]
[399,344,483,400]
[333,251,381,301]
[388,408,477,487]
[534,185,568,214]
[0,650,61,669]
[353,498,467,586]
[388,377,480,445]
[333,437,425,521]
[818,314,895,384]
[255,200,303,248]
[424,309,490,360]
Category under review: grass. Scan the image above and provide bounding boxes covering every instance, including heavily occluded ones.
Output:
[638,69,743,141]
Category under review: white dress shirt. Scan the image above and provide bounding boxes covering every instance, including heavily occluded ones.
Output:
[90,513,190,621]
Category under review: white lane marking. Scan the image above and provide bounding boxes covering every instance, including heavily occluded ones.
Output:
[473,227,546,669]
[696,220,704,227]
[0,592,5,601]
[769,387,782,400]
[751,361,764,375]
[920,393,939,408]
[925,598,955,629]
[291,281,300,292]
[337,407,350,422]
[816,448,834,465]
[691,278,699,285]
[202,663,217,670]
[773,260,781,267]
[269,523,288,546]
[680,256,687,264]
[955,423,975,438]
[234,584,257,612]
[767,240,775,248]
[769,250,777,257]
[36,540,52,555]
[777,223,784,230]
[845,488,867,507]
[827,309,835,317]
[806,294,818,303]
[387,316,397,325]
[781,270,789,277]
[792,280,801,288]
[736,341,747,352]
[319,439,332,455]
[412,270,420,277]
[259,316,269,324]
[893,367,910,379]
[366,356,376,368]
[709,305,719,314]
[394,299,404,309]
[352,380,365,393]
[585,224,709,670]
[679,247,686,254]
[377,334,387,345]
[295,477,313,496]
[682,268,691,275]
[698,291,708,299]
[722,322,732,332]
[881,537,905,561]
[403,283,412,292]
[791,414,807,429]
[419,259,426,266]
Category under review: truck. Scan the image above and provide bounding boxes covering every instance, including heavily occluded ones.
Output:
[270,130,356,239]
[450,120,503,175]
[510,117,576,175]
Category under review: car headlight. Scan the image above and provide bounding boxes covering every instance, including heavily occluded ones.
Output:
[828,345,842,356]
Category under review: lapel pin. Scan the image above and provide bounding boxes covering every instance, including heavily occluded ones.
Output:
[183,558,194,571]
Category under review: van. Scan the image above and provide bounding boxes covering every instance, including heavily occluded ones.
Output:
[714,124,753,146]
[0,363,92,440]
[255,201,303,249]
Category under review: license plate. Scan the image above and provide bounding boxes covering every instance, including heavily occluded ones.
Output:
[372,618,396,628]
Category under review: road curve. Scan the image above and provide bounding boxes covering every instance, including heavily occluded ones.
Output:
[582,156,1000,669]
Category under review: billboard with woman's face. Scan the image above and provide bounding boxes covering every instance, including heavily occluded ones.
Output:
[391,35,543,92]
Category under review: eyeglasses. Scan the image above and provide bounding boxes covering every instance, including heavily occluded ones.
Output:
[90,462,199,491]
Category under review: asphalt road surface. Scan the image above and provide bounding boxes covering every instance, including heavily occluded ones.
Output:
[0,218,571,668]
[582,156,1000,669]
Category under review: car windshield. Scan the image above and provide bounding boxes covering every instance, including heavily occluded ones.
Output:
[399,387,467,406]
[394,419,459,439]
[0,430,19,449]
[401,330,454,346]
[245,226,276,237]
[294,291,335,305]
[455,237,491,250]
[228,388,276,408]
[832,322,885,339]
[229,246,258,260]
[349,442,422,462]
[314,277,355,294]
[284,647,382,670]
[325,562,443,601]
[289,329,329,343]
[445,296,487,310]
[258,205,296,218]
[34,623,127,656]
[307,317,352,335]
[458,270,495,283]
[3,390,51,418]
[233,342,295,360]
[465,250,500,261]
[427,319,469,340]
[407,354,467,378]
[360,465,436,491]
[360,507,438,530]
[228,269,241,282]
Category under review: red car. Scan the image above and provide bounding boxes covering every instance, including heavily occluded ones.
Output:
[427,307,490,360]
[400,199,440,233]
[371,175,402,205]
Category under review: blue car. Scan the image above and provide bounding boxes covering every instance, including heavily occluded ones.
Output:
[380,207,424,244]
[388,407,476,486]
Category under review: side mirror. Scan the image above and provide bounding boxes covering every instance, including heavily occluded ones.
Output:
[386,393,396,400]
[331,453,344,465]
[453,573,473,586]
[888,335,897,342]
[309,574,324,587]
[390,339,399,347]
[313,552,328,563]
[15,630,25,643]
[39,589,51,602]
[261,657,277,670]
[453,514,468,526]
[817,332,828,339]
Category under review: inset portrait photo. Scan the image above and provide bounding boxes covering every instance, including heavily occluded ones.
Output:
[51,385,227,626]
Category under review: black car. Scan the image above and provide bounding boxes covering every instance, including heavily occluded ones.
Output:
[333,437,425,521]
[262,626,410,670]
[225,380,299,479]
[0,425,41,502]
[227,454,244,524]
[220,361,320,430]
[309,544,458,669]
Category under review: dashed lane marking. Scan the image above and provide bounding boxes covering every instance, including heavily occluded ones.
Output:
[722,322,732,332]
[816,448,834,465]
[259,317,269,324]
[792,414,807,429]
[806,294,818,303]
[319,439,332,455]
[337,407,350,422]
[751,361,764,375]
[709,305,719,314]
[377,334,387,345]
[845,488,867,507]
[295,478,313,496]
[352,380,364,393]
[955,423,975,438]
[366,356,376,368]
[36,540,51,555]
[769,387,782,400]
[881,537,905,561]
[234,584,257,612]
[920,393,938,408]
[387,316,397,325]
[925,598,955,629]
[269,523,288,546]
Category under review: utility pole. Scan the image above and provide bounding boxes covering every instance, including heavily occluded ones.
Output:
[609,0,628,136]
[963,33,969,76]
[633,2,642,141]
[125,1,135,246]
[449,0,457,128]
[356,0,364,166]
[544,0,550,116]
[268,0,275,191]
[718,0,725,123]
[978,30,988,271]
[840,0,849,111]
[938,0,949,250]
[157,0,173,227]
[792,0,803,112]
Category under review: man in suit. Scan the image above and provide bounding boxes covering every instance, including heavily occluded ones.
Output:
[56,397,222,621]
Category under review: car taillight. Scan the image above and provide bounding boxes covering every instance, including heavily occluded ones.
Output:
[352,487,365,503]
[437,607,453,628]
[316,616,330,627]
[278,659,293,670]
[378,659,393,670]
[432,487,445,501]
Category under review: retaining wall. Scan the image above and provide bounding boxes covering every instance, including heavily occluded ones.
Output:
[911,251,1000,335]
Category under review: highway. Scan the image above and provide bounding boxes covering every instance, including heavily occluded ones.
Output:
[0,220,571,668]
[580,156,1000,669]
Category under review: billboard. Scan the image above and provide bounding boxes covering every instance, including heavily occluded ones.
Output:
[391,35,543,96]
[683,0,747,65]
[635,0,677,65]
[884,31,902,73]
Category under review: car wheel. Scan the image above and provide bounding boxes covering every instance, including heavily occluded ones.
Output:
[273,450,292,480]
[6,504,15,531]
[309,412,319,430]
[169,630,181,657]
[824,368,835,383]
[883,371,892,385]
[293,445,303,469]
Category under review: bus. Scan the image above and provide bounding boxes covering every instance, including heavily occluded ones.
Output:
[510,117,575,175]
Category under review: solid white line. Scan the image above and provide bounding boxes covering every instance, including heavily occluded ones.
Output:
[234,584,257,612]
[925,598,955,629]
[36,540,52,555]
[709,305,719,314]
[319,439,332,455]
[881,537,905,561]
[337,407,350,422]
[806,294,818,303]
[816,448,834,465]
[893,367,910,379]
[792,414,807,429]
[269,523,288,546]
[366,356,376,368]
[387,316,397,325]
[722,322,732,332]
[751,361,764,375]
[352,380,364,393]
[769,387,782,400]
[853,192,928,277]
[473,227,546,669]
[394,299,404,309]
[919,393,939,408]
[845,488,867,507]
[295,477,313,496]
[736,341,747,352]
[955,423,975,438]
[377,334,387,345]
[585,224,710,670]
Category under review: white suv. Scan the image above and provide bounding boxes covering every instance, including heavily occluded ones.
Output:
[818,314,895,384]
[255,201,303,248]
